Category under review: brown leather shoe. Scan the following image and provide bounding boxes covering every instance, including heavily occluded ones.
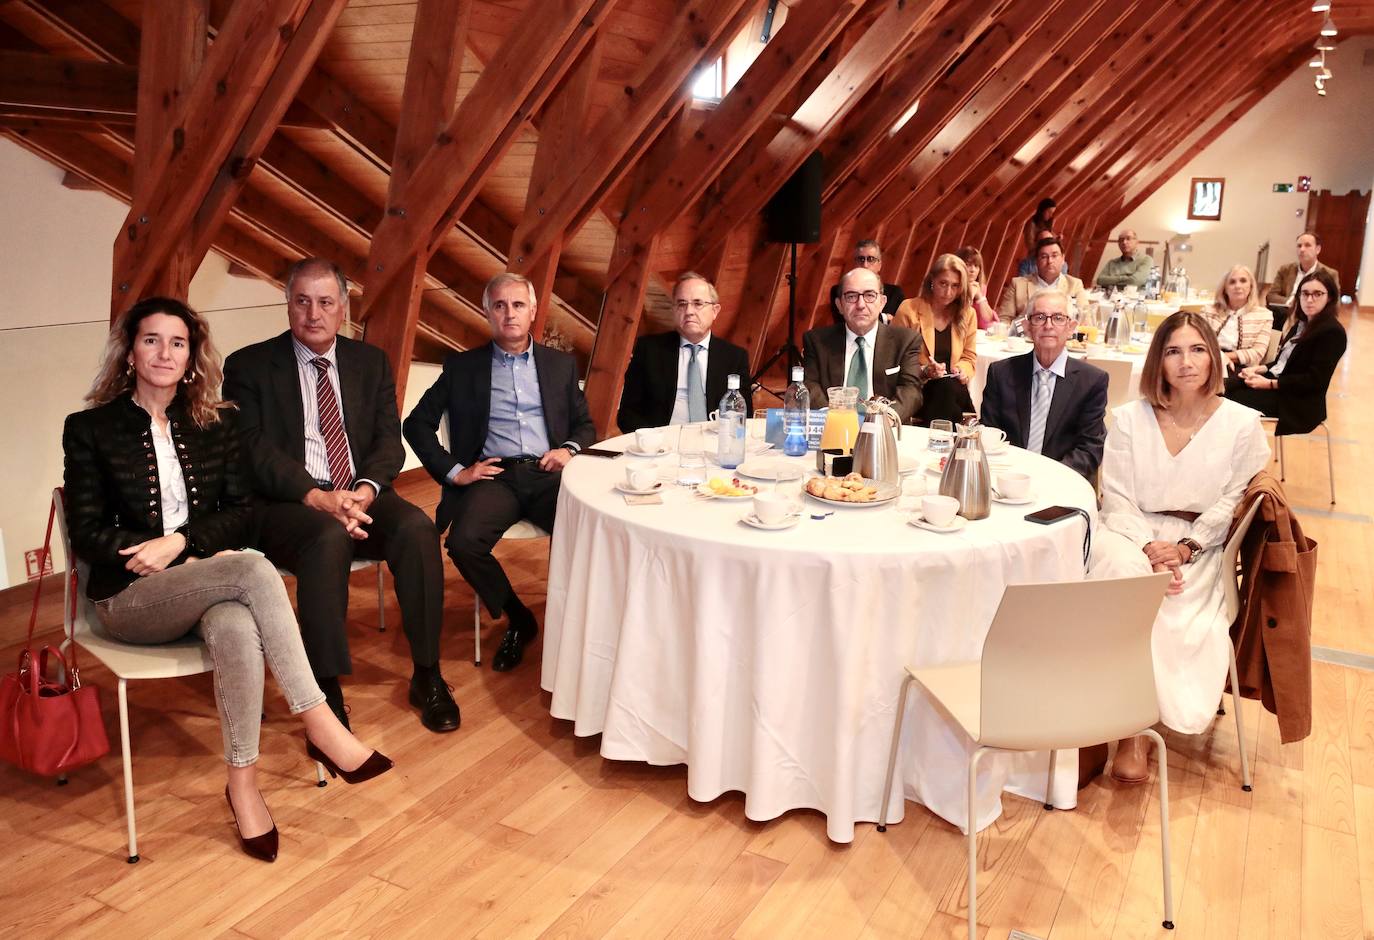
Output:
[1111,735,1150,784]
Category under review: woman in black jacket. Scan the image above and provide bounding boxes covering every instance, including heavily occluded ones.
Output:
[1224,268,1347,434]
[63,297,391,862]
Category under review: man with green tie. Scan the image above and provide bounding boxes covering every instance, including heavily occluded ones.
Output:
[802,267,924,424]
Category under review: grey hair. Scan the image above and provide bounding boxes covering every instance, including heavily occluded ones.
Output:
[483,272,538,311]
[673,270,719,304]
[284,257,350,308]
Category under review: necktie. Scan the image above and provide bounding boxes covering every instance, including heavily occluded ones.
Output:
[312,357,353,491]
[846,336,869,399]
[686,344,707,422]
[1027,368,1052,454]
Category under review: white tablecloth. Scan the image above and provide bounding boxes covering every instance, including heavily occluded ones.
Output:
[971,337,1148,410]
[541,429,1099,842]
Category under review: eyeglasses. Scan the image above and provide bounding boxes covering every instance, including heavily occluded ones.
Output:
[1298,289,1327,300]
[674,299,718,312]
[1027,313,1071,326]
[841,290,882,305]
[855,255,880,264]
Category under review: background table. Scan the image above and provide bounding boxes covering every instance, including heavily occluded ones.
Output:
[971,334,1148,410]
[541,429,1098,842]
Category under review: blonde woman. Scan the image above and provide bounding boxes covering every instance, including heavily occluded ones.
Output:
[955,246,998,329]
[1203,264,1272,369]
[63,297,391,863]
[893,253,978,423]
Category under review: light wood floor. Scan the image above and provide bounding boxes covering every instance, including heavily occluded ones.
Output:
[4,310,1372,939]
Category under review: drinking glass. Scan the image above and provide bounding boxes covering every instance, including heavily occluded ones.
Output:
[677,423,707,484]
[928,419,954,454]
[773,465,805,513]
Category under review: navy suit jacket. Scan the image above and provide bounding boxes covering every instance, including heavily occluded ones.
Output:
[617,331,753,432]
[980,352,1108,480]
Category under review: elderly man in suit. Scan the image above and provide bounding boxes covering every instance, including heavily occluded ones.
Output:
[803,267,924,423]
[617,271,752,433]
[1264,231,1340,309]
[404,273,596,673]
[223,258,459,733]
[998,236,1091,326]
[981,289,1108,480]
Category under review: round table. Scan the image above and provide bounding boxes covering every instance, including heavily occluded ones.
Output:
[540,428,1098,842]
[971,333,1149,411]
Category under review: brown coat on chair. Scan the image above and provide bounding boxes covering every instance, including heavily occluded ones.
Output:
[1230,471,1314,743]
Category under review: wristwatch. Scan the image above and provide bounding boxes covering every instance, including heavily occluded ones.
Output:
[1177,537,1203,563]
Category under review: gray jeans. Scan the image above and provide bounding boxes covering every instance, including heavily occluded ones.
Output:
[95,553,324,767]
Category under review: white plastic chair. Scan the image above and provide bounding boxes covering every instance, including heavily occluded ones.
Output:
[472,520,549,665]
[1261,416,1335,505]
[877,572,1175,937]
[52,489,324,864]
[1084,356,1136,412]
[1213,494,1265,791]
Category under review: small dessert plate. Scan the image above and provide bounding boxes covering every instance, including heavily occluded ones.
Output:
[908,513,968,534]
[741,511,801,530]
[992,493,1034,506]
[614,480,663,496]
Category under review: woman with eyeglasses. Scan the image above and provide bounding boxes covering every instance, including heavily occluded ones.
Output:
[892,253,977,424]
[63,297,391,863]
[1203,265,1272,372]
[1093,312,1270,783]
[1223,268,1347,434]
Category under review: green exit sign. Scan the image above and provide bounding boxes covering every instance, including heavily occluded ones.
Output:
[1273,183,1295,192]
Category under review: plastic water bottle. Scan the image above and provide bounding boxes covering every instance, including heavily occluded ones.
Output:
[717,374,747,469]
[782,366,810,457]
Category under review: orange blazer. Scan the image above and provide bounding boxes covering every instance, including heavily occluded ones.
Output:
[892,297,978,380]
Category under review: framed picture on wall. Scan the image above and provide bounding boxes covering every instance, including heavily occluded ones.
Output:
[1187,177,1224,221]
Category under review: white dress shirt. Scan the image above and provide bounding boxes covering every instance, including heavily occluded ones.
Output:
[291,337,379,494]
[669,332,712,425]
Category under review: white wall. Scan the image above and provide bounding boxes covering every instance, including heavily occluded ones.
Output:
[1113,35,1374,297]
[0,139,438,589]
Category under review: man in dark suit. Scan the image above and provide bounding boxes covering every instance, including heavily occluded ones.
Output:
[981,289,1108,480]
[827,239,905,325]
[404,273,597,673]
[223,258,459,733]
[617,271,752,433]
[804,267,924,423]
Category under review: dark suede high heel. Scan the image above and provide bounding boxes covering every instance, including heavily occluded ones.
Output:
[224,785,278,862]
[307,740,394,784]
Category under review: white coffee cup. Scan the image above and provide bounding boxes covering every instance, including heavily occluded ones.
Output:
[996,471,1031,500]
[635,428,664,453]
[754,491,791,525]
[921,494,960,527]
[980,427,1008,452]
[626,463,658,490]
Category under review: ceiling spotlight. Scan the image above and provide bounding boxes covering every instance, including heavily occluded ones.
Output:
[1312,0,1330,10]
[1309,56,1323,66]
[1320,14,1337,35]
[1316,35,1336,50]
[1319,67,1333,79]
[1317,86,1327,96]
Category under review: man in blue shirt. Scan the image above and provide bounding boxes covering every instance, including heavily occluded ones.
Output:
[404,274,596,672]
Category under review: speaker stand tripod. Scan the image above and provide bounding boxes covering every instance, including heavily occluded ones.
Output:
[754,242,805,397]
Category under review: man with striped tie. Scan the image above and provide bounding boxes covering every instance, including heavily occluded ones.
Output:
[979,289,1108,481]
[224,258,459,734]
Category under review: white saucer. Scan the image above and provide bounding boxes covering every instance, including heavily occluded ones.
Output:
[992,493,1034,505]
[984,445,1009,457]
[735,458,802,481]
[625,445,672,458]
[908,513,968,533]
[741,511,801,530]
[614,480,663,496]
[898,455,919,476]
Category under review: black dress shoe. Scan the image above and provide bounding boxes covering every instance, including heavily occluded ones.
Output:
[224,786,277,863]
[409,671,460,733]
[491,622,538,672]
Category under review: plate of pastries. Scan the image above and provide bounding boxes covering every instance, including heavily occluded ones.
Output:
[803,472,901,507]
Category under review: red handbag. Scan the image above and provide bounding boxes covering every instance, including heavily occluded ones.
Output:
[0,498,110,776]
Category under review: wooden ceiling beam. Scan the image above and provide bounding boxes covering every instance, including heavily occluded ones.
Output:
[108,0,319,312]
[605,0,869,286]
[687,0,955,263]
[0,50,136,115]
[507,0,754,274]
[359,0,615,312]
[362,0,474,403]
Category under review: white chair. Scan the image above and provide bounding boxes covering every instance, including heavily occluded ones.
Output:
[1213,494,1265,791]
[1261,416,1335,505]
[1084,356,1136,412]
[1263,328,1281,366]
[472,520,550,665]
[877,572,1175,937]
[52,488,324,864]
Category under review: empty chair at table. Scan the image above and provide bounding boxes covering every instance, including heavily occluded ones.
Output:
[63,297,391,862]
[1091,312,1270,783]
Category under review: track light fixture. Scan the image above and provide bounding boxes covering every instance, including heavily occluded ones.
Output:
[1320,13,1337,35]
[1311,0,1330,10]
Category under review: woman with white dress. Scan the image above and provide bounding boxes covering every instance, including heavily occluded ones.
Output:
[1093,311,1269,782]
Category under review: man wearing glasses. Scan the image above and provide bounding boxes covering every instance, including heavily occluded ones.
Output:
[804,267,924,423]
[828,239,906,325]
[617,271,753,433]
[981,290,1108,480]
[998,236,1091,327]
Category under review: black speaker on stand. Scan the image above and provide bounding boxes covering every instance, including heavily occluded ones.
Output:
[755,151,823,396]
